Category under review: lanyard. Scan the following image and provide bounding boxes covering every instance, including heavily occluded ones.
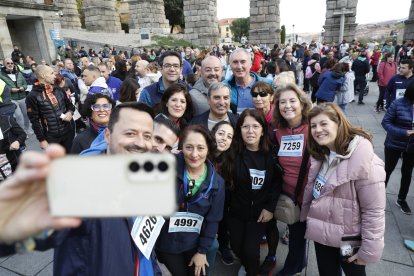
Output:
[183,164,214,210]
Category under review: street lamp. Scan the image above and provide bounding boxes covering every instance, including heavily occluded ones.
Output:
[292,24,295,43]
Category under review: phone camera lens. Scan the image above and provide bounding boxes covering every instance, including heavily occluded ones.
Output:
[158,161,168,172]
[143,161,154,172]
[129,161,140,173]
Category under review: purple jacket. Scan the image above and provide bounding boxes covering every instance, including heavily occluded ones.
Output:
[300,137,386,263]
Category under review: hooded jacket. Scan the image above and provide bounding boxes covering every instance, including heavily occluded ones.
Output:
[300,137,386,263]
[156,153,225,254]
[0,66,27,100]
[189,78,209,116]
[315,70,345,102]
[351,57,370,78]
[25,83,75,141]
[87,77,111,98]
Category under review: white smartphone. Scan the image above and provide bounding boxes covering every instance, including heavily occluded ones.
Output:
[47,153,177,217]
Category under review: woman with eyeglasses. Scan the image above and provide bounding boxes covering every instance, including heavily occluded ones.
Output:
[71,93,115,154]
[210,121,235,265]
[156,125,225,276]
[156,83,193,131]
[229,109,282,276]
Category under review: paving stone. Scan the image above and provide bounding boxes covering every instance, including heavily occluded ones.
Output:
[0,267,20,276]
[1,250,53,276]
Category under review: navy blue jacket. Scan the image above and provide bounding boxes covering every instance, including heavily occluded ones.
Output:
[138,78,190,107]
[189,111,239,129]
[381,97,414,153]
[315,70,344,102]
[156,153,225,254]
[385,74,414,108]
[351,57,370,78]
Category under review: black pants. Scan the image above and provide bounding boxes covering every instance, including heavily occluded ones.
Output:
[217,193,231,250]
[384,147,414,200]
[371,64,378,81]
[376,86,386,109]
[279,221,307,275]
[229,216,266,276]
[311,85,319,103]
[314,242,366,276]
[265,218,279,256]
[156,248,198,276]
[354,77,367,103]
[303,78,310,92]
[46,126,75,154]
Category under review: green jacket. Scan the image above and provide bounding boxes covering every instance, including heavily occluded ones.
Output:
[0,67,27,100]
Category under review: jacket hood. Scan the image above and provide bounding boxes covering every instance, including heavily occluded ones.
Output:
[192,78,209,95]
[357,57,367,62]
[331,70,345,79]
[91,77,108,89]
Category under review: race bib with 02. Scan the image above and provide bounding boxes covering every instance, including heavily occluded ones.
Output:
[131,216,165,260]
[278,134,304,157]
[168,212,204,234]
[249,169,266,190]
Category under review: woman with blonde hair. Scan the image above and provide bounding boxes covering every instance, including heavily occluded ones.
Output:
[301,103,385,276]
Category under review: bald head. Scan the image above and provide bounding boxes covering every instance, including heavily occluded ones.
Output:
[35,65,56,84]
[200,56,223,86]
[135,60,149,77]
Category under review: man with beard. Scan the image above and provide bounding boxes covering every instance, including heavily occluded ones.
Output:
[189,56,223,116]
[223,48,272,114]
[34,102,160,275]
[190,82,238,130]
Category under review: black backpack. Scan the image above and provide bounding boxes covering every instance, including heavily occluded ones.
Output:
[309,62,320,87]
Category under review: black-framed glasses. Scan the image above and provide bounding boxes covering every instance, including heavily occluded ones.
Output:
[162,63,181,70]
[251,91,269,98]
[91,103,112,111]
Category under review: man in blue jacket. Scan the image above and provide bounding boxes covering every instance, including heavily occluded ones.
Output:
[139,51,189,107]
[223,48,272,114]
[385,59,414,108]
[35,102,161,275]
[98,63,122,101]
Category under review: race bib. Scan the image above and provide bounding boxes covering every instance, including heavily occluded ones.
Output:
[278,134,304,157]
[313,174,327,199]
[396,89,406,100]
[168,212,204,234]
[131,216,165,260]
[249,169,266,190]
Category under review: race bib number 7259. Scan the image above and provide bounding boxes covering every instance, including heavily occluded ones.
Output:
[278,134,304,157]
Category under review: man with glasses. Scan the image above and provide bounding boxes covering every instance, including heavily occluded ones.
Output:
[190,82,238,130]
[139,51,189,107]
[26,65,75,152]
[223,48,272,114]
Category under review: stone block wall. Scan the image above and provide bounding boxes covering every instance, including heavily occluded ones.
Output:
[83,0,122,33]
[183,0,219,47]
[323,0,358,43]
[249,0,281,46]
[128,0,170,35]
[54,0,81,29]
[404,0,414,40]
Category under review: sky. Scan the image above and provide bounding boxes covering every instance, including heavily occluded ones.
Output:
[217,0,410,33]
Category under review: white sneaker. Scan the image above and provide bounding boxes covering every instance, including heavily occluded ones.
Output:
[238,265,246,276]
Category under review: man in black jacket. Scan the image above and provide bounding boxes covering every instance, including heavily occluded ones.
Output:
[352,50,370,104]
[190,82,238,130]
[26,65,75,152]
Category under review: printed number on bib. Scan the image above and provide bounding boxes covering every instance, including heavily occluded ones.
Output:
[396,89,406,100]
[131,216,165,260]
[168,212,204,234]
[249,169,266,190]
[278,134,304,157]
[313,174,327,199]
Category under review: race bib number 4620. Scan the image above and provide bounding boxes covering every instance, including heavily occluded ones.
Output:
[278,134,304,157]
[131,216,165,260]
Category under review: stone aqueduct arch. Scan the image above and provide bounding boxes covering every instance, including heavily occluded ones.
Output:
[56,0,414,45]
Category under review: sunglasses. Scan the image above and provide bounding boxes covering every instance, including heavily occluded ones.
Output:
[91,103,112,111]
[251,91,269,98]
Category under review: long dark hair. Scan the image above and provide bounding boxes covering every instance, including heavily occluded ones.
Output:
[118,78,140,103]
[159,83,193,122]
[211,121,235,188]
[234,109,271,154]
[178,124,215,161]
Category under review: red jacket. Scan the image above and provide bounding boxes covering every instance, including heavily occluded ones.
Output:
[377,61,397,87]
[250,51,263,73]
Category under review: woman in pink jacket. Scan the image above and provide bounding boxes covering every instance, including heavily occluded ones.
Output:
[375,52,398,112]
[301,103,386,276]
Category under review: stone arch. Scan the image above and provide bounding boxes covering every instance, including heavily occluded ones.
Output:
[82,0,122,33]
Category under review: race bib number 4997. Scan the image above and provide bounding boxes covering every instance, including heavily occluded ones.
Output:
[168,212,204,234]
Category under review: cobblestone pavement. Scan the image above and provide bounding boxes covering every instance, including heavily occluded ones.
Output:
[1,82,413,276]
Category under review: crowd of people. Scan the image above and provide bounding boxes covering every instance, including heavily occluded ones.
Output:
[0,36,414,275]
